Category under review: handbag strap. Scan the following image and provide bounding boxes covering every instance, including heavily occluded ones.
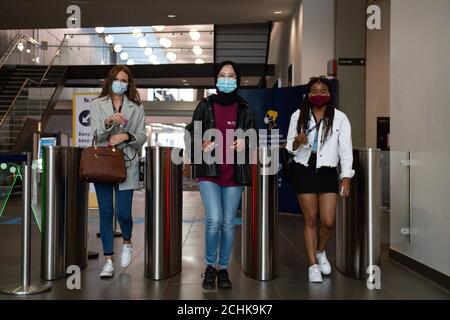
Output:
[91,130,98,147]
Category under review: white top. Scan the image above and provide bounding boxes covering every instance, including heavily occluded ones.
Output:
[285,108,355,179]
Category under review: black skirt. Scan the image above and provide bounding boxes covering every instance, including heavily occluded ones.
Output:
[291,153,339,195]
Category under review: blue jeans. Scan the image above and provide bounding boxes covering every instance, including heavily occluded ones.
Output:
[94,183,134,256]
[199,181,243,270]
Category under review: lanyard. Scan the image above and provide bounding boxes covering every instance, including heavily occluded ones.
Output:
[305,111,323,135]
[112,101,122,114]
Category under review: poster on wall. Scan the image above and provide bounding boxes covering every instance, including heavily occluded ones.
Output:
[72,93,98,147]
[238,80,338,214]
[72,92,99,208]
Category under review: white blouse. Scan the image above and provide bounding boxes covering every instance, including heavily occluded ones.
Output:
[285,108,355,179]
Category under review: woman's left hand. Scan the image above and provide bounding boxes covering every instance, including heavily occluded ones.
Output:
[340,178,351,198]
[108,133,128,146]
[230,139,245,152]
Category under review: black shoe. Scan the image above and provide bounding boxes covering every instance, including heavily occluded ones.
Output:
[201,266,217,290]
[217,269,232,289]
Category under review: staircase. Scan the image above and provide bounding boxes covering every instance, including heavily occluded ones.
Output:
[0,65,67,153]
[214,23,272,64]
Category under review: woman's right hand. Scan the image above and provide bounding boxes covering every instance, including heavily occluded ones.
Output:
[295,132,308,145]
[105,113,127,126]
[202,140,215,152]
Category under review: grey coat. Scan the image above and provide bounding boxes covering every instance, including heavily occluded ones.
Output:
[90,95,147,190]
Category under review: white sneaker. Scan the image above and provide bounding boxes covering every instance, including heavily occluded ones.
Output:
[316,251,331,275]
[100,259,114,279]
[308,264,323,283]
[120,243,133,268]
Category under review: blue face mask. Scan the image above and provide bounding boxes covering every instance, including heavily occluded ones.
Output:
[112,80,128,95]
[216,78,237,93]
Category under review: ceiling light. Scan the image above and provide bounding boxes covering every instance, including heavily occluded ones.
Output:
[273,10,283,15]
[189,29,201,41]
[26,48,31,54]
[192,45,203,56]
[35,57,39,64]
[195,58,204,64]
[138,38,147,47]
[159,37,172,48]
[144,47,153,55]
[127,59,135,65]
[181,79,187,83]
[132,28,143,38]
[152,25,165,32]
[148,54,157,63]
[120,52,128,60]
[113,44,122,53]
[17,42,24,51]
[104,34,114,44]
[166,51,177,62]
[168,14,176,18]
[95,27,105,33]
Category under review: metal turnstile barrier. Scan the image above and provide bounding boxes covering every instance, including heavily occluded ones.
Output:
[1,153,51,295]
[336,148,381,280]
[144,146,183,280]
[242,147,279,281]
[41,146,88,281]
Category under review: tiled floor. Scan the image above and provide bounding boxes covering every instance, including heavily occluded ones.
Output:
[0,190,448,300]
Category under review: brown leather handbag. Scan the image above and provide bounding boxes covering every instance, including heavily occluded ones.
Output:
[79,133,127,184]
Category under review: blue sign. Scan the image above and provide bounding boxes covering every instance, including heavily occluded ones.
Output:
[38,137,57,159]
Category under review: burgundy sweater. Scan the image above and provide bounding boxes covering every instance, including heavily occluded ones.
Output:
[197,102,240,186]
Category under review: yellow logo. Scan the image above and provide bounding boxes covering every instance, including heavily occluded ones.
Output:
[264,110,278,129]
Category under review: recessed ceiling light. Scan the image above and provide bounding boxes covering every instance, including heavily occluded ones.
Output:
[113,44,122,53]
[168,14,176,18]
[166,51,177,62]
[138,38,147,48]
[159,37,172,48]
[132,28,143,38]
[181,79,187,83]
[144,47,153,56]
[274,10,283,15]
[120,52,128,60]
[152,25,165,32]
[104,34,114,44]
[183,83,190,86]
[192,45,203,56]
[189,29,201,41]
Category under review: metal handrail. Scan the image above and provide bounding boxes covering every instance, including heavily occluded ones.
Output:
[39,34,67,86]
[0,78,38,128]
[0,32,41,70]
